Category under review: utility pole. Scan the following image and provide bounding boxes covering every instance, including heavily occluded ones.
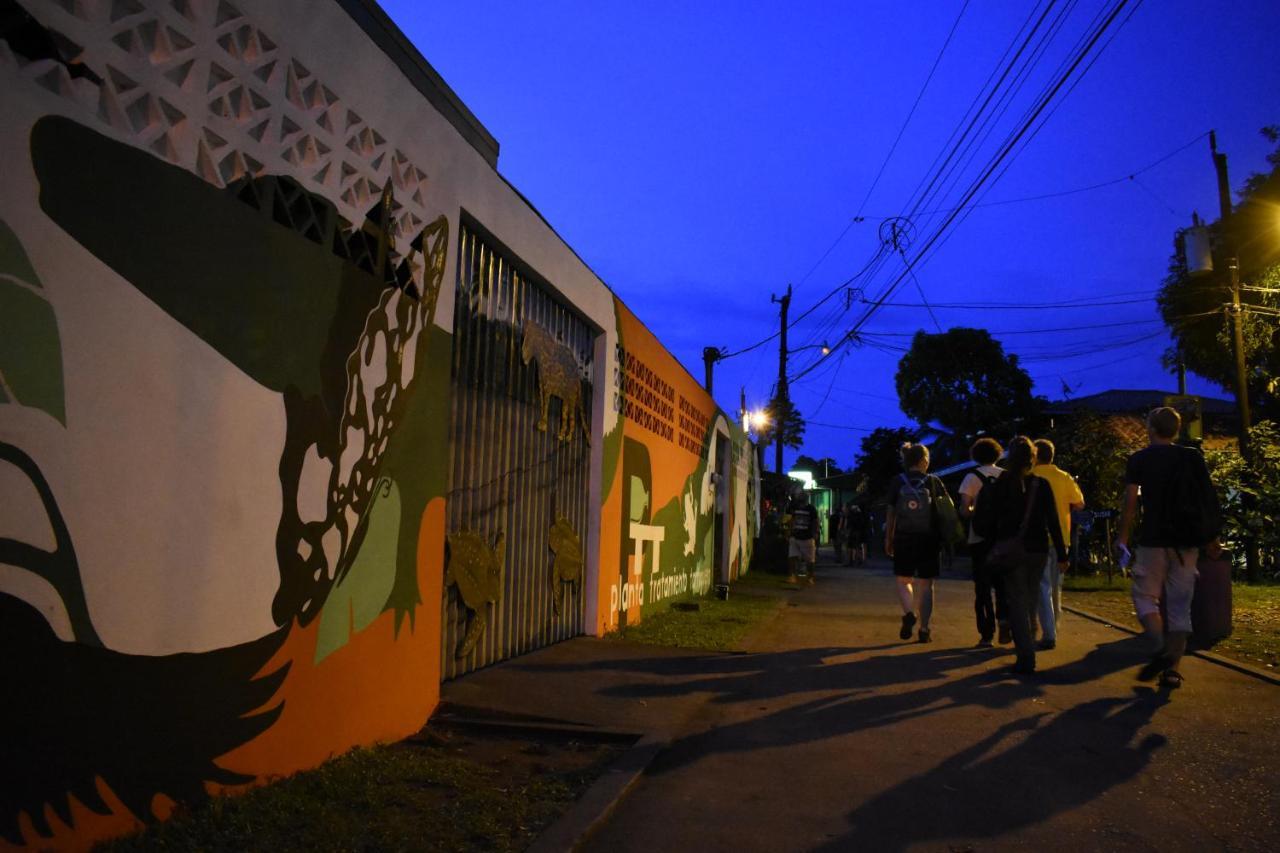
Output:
[772,284,792,475]
[1211,131,1259,581]
[1211,132,1252,453]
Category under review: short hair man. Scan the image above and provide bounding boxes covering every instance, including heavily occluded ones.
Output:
[1116,407,1222,688]
[1031,439,1085,650]
[958,437,1006,646]
[787,492,819,585]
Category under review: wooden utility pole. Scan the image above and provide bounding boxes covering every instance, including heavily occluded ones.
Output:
[1211,131,1259,581]
[772,284,792,475]
[1211,131,1252,455]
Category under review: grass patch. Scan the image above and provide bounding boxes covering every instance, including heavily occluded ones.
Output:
[97,725,624,853]
[606,588,782,651]
[1064,575,1280,670]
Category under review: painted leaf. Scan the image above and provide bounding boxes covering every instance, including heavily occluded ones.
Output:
[0,219,65,424]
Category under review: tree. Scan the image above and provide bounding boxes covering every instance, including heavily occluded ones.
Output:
[1158,125,1280,419]
[756,393,805,469]
[1047,411,1138,511]
[853,426,917,505]
[792,455,843,477]
[895,327,1045,463]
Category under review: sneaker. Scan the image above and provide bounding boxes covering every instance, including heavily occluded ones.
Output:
[1037,639,1056,651]
[899,612,917,640]
[997,622,1013,645]
[807,574,816,586]
[976,636,993,648]
[1159,669,1184,689]
[918,628,932,643]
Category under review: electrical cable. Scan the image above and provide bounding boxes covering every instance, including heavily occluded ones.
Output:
[810,0,1139,380]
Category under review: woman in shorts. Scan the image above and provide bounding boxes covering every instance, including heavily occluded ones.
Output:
[884,443,944,642]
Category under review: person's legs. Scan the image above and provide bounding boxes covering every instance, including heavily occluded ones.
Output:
[914,577,935,639]
[993,569,1012,643]
[895,576,915,612]
[1007,556,1044,671]
[1038,552,1059,645]
[795,539,812,579]
[1130,547,1170,652]
[1162,547,1200,676]
[971,541,995,642]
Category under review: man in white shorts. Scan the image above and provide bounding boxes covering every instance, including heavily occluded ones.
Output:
[1116,407,1222,689]
[788,493,819,585]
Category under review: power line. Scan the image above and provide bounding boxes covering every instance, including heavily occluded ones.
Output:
[803,0,1140,383]
[860,294,1157,310]
[853,0,972,223]
[857,130,1207,219]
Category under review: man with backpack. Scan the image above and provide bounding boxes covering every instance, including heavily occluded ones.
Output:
[885,443,945,642]
[958,438,1006,647]
[1115,407,1222,689]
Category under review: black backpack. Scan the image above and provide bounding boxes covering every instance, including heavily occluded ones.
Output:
[1161,448,1222,548]
[970,471,1001,541]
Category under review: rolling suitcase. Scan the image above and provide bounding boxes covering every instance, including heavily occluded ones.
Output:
[1191,551,1233,649]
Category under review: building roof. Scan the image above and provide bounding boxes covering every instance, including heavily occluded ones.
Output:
[1045,389,1237,417]
[337,0,500,167]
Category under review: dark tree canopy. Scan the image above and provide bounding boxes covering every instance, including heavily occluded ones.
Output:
[853,426,917,505]
[757,393,805,454]
[1158,126,1280,419]
[894,327,1043,456]
[792,455,842,477]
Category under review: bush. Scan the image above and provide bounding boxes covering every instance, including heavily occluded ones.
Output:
[1205,420,1280,579]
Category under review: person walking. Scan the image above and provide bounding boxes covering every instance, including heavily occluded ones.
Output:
[1032,439,1085,650]
[787,492,819,585]
[884,443,944,643]
[829,505,845,564]
[958,438,1005,647]
[1115,407,1222,689]
[973,436,1067,675]
[845,503,868,566]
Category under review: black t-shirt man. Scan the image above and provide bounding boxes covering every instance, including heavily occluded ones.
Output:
[790,503,818,541]
[1124,444,1216,548]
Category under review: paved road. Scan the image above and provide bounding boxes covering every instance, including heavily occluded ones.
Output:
[580,558,1279,852]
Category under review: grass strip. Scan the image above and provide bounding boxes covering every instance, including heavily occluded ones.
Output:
[606,575,784,651]
[1064,575,1279,670]
[98,728,622,853]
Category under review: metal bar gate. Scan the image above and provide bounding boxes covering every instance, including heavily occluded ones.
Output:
[442,220,595,679]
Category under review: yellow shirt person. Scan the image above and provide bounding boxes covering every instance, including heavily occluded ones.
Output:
[1032,440,1085,649]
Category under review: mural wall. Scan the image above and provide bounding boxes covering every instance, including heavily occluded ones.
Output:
[597,300,760,633]
[0,1,757,849]
[0,2,453,848]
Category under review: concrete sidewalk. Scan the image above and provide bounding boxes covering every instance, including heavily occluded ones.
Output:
[445,557,1279,852]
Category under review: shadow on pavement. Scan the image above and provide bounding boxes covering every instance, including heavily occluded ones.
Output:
[817,687,1170,852]
[520,635,1170,845]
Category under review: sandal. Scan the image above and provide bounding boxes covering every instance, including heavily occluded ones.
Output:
[1159,670,1184,689]
[1137,654,1171,682]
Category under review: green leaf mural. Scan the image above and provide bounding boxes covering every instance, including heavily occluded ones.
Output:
[314,478,402,663]
[0,218,65,424]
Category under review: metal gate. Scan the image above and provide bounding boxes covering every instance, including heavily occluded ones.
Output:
[443,220,595,679]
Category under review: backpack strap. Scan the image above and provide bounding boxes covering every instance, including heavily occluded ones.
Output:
[1016,478,1040,537]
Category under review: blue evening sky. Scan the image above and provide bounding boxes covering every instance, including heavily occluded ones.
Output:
[382,0,1280,470]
